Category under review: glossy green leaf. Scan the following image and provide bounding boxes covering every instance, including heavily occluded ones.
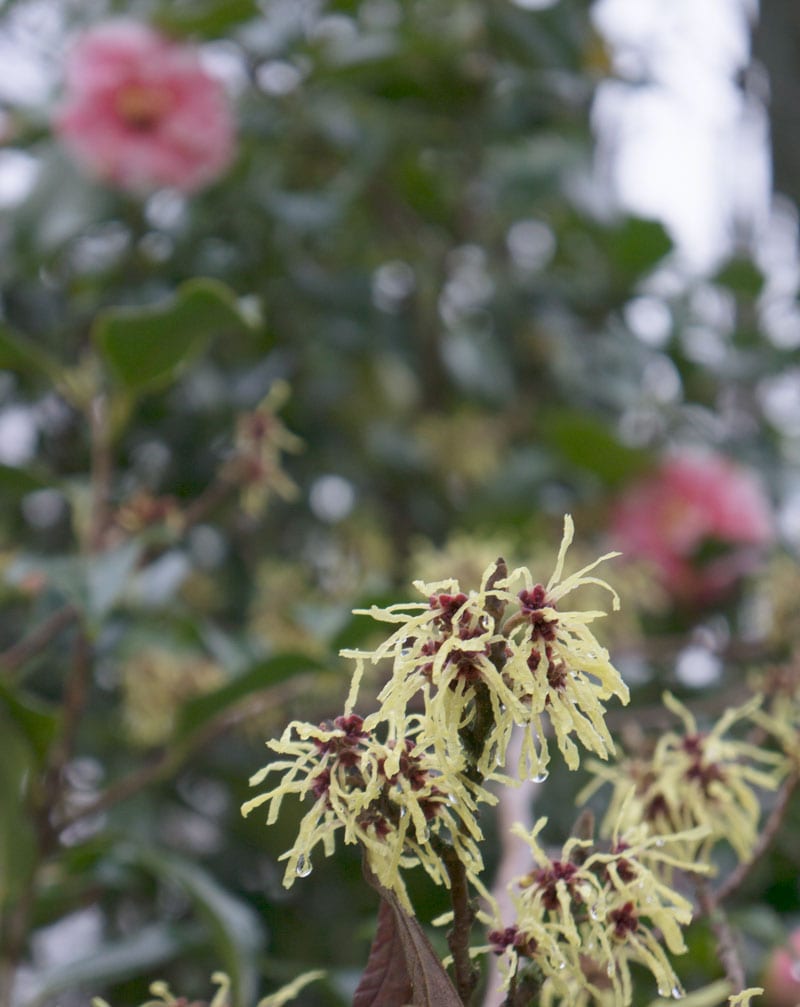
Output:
[128,848,264,1007]
[6,555,89,611]
[713,257,765,298]
[22,923,204,1007]
[0,681,58,763]
[92,279,254,393]
[0,325,61,380]
[543,410,651,487]
[609,217,673,276]
[175,652,324,744]
[153,0,259,37]
[87,542,142,621]
[6,545,141,624]
[0,464,50,497]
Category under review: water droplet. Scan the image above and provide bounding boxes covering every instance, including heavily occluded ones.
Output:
[589,907,600,920]
[532,769,549,783]
[655,838,665,847]
[658,987,670,998]
[672,987,683,1000]
[556,960,566,971]
[606,963,615,978]
[296,855,312,878]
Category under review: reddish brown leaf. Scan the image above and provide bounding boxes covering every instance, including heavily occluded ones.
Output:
[355,867,463,1007]
[353,897,413,1007]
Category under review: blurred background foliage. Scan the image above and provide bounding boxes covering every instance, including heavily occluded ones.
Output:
[0,0,799,1005]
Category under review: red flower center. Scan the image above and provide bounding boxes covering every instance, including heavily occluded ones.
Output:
[115,83,171,131]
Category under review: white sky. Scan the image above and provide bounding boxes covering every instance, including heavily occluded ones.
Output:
[592,0,771,271]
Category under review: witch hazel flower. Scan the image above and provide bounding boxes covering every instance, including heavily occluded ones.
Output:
[54,21,235,194]
[344,516,628,783]
[611,451,773,603]
[485,811,709,1007]
[580,693,786,867]
[345,574,526,785]
[241,711,487,911]
[499,516,628,775]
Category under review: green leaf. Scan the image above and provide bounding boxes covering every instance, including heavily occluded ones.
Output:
[22,923,204,1007]
[608,217,673,276]
[0,324,61,380]
[0,681,58,763]
[713,257,765,298]
[153,0,260,37]
[92,279,254,393]
[6,544,142,625]
[0,463,50,499]
[543,410,651,487]
[175,652,324,744]
[87,542,142,621]
[127,848,264,1007]
[6,555,89,611]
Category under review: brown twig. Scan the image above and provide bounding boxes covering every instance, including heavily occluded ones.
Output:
[436,839,480,1005]
[695,877,746,994]
[57,674,311,831]
[1,629,92,1007]
[180,476,236,530]
[714,772,799,906]
[0,604,78,681]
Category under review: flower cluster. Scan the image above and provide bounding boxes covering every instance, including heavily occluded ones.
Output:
[748,660,800,769]
[345,515,628,783]
[121,648,224,747]
[485,813,709,1006]
[244,516,628,903]
[223,381,303,517]
[241,712,487,909]
[580,693,786,865]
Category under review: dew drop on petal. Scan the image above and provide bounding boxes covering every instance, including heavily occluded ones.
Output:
[296,855,313,878]
[672,987,684,999]
[533,769,549,783]
[606,962,615,978]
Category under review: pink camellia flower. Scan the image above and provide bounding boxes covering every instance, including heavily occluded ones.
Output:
[763,928,800,1007]
[54,21,235,194]
[610,451,773,603]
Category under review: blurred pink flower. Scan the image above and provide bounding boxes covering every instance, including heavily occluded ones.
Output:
[610,451,773,602]
[54,21,234,194]
[763,928,800,1007]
